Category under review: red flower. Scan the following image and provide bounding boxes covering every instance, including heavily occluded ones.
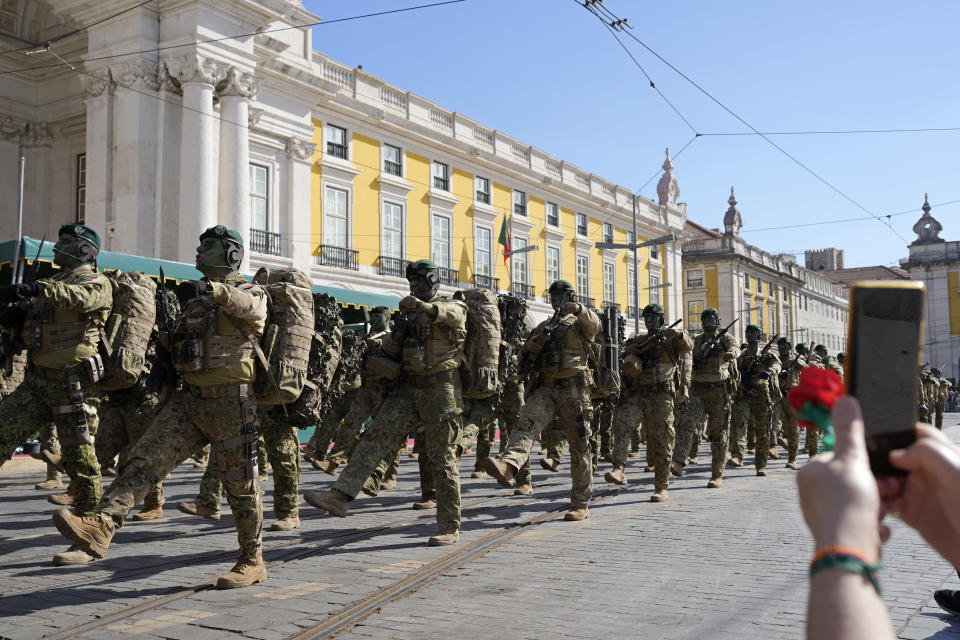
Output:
[788,367,845,430]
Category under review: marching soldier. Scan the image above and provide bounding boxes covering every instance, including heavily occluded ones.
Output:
[605,303,692,502]
[732,325,781,476]
[670,308,737,488]
[775,337,805,470]
[52,226,268,588]
[0,225,111,526]
[305,259,467,546]
[484,280,599,520]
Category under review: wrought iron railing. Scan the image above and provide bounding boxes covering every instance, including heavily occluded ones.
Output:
[383,160,402,176]
[511,282,534,300]
[433,176,449,191]
[576,295,595,308]
[249,229,281,256]
[314,244,358,271]
[474,274,499,291]
[326,142,348,159]
[437,266,459,287]
[603,301,621,310]
[378,255,409,278]
[475,191,490,205]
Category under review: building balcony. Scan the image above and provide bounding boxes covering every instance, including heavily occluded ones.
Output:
[576,295,595,308]
[511,282,534,300]
[326,143,348,160]
[437,266,459,287]
[603,301,620,310]
[378,255,409,278]
[314,244,358,271]
[474,274,499,292]
[249,228,281,256]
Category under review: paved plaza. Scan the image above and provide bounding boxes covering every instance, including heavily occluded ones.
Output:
[1,420,960,640]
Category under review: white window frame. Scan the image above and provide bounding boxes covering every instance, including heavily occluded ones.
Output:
[474,224,492,278]
[249,163,270,231]
[649,273,661,304]
[325,123,349,160]
[627,266,637,314]
[431,211,452,268]
[602,261,616,305]
[380,198,404,260]
[602,222,614,244]
[475,176,491,205]
[76,153,87,224]
[546,201,559,227]
[432,161,450,191]
[382,143,403,177]
[687,300,704,331]
[576,212,588,237]
[686,269,704,288]
[512,236,529,285]
[513,189,527,217]
[576,254,590,298]
[546,245,561,285]
[323,184,351,249]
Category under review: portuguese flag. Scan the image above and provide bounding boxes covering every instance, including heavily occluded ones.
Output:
[499,215,510,263]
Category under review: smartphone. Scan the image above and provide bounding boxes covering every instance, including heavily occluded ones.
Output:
[846,281,924,476]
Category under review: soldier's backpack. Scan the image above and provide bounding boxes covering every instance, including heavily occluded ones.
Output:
[288,293,343,426]
[246,267,315,405]
[94,271,157,391]
[457,288,501,399]
[497,294,527,385]
[590,306,623,397]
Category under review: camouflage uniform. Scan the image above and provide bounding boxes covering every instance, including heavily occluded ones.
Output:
[936,375,949,429]
[330,293,467,534]
[500,303,600,510]
[732,341,781,472]
[804,352,841,453]
[495,380,532,488]
[775,346,805,465]
[610,327,693,495]
[96,273,266,560]
[673,329,738,482]
[0,263,111,515]
[459,397,498,470]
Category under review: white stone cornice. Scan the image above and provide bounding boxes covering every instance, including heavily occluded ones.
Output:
[428,187,460,208]
[375,172,415,193]
[0,117,55,145]
[217,66,261,100]
[80,68,114,97]
[285,136,315,161]
[112,58,159,91]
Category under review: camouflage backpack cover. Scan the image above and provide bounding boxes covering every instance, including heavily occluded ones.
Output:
[497,294,527,385]
[591,306,623,397]
[248,267,315,405]
[95,271,157,391]
[457,288,501,399]
[288,293,343,426]
[328,330,367,408]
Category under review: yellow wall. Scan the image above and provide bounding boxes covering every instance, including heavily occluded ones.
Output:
[451,168,473,277]
[309,118,324,258]
[353,133,380,266]
[705,267,719,309]
[949,271,960,335]
[406,152,430,262]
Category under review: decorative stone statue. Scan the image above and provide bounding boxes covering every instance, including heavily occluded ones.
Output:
[912,194,944,244]
[723,187,742,237]
[657,147,680,207]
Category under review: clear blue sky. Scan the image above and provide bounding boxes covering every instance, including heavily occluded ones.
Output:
[303,0,960,269]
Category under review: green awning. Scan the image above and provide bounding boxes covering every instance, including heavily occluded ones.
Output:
[1,236,400,314]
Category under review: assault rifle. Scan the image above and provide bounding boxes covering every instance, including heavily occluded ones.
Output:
[146,266,176,392]
[0,235,45,358]
[517,308,562,381]
[699,317,739,355]
[742,334,779,390]
[632,317,682,356]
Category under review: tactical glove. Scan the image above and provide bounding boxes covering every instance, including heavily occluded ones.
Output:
[176,278,211,305]
[1,281,45,303]
[559,301,582,317]
[0,306,26,327]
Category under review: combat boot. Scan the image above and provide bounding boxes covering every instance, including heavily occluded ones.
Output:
[381,477,397,491]
[304,488,350,517]
[513,484,533,496]
[482,458,516,487]
[52,509,114,558]
[470,469,486,479]
[670,461,685,477]
[361,477,379,497]
[628,451,642,458]
[786,460,798,470]
[269,516,300,531]
[428,529,459,546]
[727,457,743,468]
[687,457,699,466]
[768,446,780,460]
[48,492,74,506]
[707,477,722,489]
[176,502,221,520]
[650,488,668,503]
[756,468,767,477]
[35,470,63,490]
[604,466,627,485]
[412,498,437,510]
[314,459,339,476]
[216,552,267,589]
[564,508,589,521]
[38,449,65,473]
[777,435,789,449]
[52,545,97,565]
[643,465,655,472]
[131,506,163,521]
[539,457,560,472]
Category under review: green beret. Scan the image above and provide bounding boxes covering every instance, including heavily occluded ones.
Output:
[642,303,664,316]
[405,259,439,278]
[199,225,244,247]
[58,224,101,250]
[814,344,827,351]
[776,337,790,345]
[701,307,719,318]
[548,280,574,294]
[795,342,808,350]
[746,324,761,332]
[370,306,389,314]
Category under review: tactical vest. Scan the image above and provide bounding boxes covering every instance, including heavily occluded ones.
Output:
[25,265,112,370]
[401,296,466,375]
[0,351,26,396]
[778,351,804,390]
[540,315,592,379]
[691,332,734,382]
[624,336,680,388]
[173,282,260,387]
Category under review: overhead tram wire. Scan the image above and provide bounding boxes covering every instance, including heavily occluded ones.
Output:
[0,0,156,56]
[576,0,910,245]
[0,0,468,77]
[741,197,960,234]
[702,126,960,137]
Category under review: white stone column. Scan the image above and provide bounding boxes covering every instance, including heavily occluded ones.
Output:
[285,137,316,273]
[217,67,258,272]
[80,70,115,247]
[111,59,159,256]
[154,62,183,262]
[174,56,221,261]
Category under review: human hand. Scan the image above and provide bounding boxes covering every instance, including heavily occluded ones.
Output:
[1,281,45,303]
[400,295,427,312]
[175,278,211,305]
[722,351,735,362]
[878,424,960,569]
[559,301,581,317]
[797,396,885,561]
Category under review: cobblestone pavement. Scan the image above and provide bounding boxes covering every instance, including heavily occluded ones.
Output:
[1,419,959,640]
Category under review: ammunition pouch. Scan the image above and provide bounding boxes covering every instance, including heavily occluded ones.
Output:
[213,396,259,482]
[55,375,95,446]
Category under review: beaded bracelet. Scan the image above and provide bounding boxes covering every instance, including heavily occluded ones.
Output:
[809,546,884,596]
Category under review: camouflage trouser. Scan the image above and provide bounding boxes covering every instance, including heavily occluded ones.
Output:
[496,381,531,487]
[543,417,566,463]
[805,427,819,457]
[100,387,262,559]
[613,389,674,491]
[936,406,944,430]
[503,377,592,509]
[96,385,166,510]
[0,370,101,515]
[590,396,615,467]
[776,394,800,463]
[192,443,210,465]
[334,373,462,533]
[674,381,730,480]
[326,383,391,465]
[730,397,749,460]
[459,397,498,470]
[731,388,774,470]
[308,387,359,458]
[367,439,407,495]
[39,421,62,480]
